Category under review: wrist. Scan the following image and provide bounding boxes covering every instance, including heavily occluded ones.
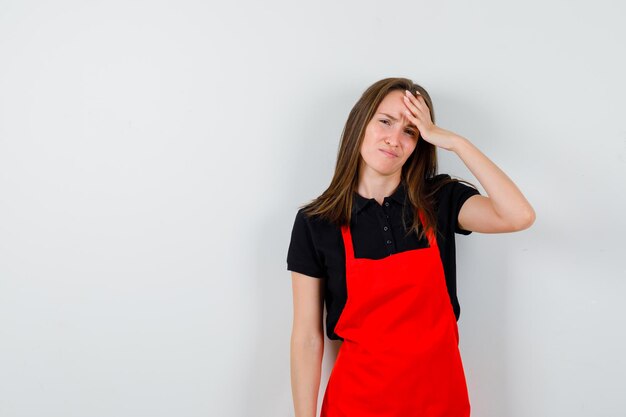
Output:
[449,134,469,153]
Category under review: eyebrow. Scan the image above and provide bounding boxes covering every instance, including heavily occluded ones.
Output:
[377,112,417,130]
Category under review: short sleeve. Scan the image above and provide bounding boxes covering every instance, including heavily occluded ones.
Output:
[286,209,327,279]
[450,180,481,235]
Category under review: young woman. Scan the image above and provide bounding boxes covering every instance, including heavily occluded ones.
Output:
[287,77,535,417]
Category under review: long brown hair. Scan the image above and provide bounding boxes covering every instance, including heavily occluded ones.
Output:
[300,77,477,242]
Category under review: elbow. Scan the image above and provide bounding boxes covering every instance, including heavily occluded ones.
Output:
[291,330,325,351]
[513,207,536,231]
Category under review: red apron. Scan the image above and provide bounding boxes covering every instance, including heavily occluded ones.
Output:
[320,211,471,417]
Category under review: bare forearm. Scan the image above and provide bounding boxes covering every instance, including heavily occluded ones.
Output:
[290,335,324,417]
[451,134,536,225]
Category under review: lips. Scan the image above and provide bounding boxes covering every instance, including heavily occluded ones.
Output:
[379,149,398,157]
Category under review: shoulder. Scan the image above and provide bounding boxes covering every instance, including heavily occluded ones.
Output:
[290,208,315,243]
[287,209,324,278]
[429,173,481,235]
[426,173,451,185]
[427,173,480,200]
[290,207,338,246]
[292,207,332,231]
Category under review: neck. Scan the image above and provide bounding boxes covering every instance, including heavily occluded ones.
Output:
[356,168,402,206]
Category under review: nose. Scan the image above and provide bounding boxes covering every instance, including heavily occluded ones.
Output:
[385,126,403,146]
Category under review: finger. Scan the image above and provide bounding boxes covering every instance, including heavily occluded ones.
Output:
[404,90,425,111]
[403,95,423,117]
[403,107,420,127]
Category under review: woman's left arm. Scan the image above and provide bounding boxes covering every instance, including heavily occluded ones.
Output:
[402,89,536,234]
[450,134,536,233]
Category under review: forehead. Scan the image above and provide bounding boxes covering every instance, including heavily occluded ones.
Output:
[377,90,408,112]
[374,90,416,126]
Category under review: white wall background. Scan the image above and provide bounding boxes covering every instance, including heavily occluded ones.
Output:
[0,1,624,416]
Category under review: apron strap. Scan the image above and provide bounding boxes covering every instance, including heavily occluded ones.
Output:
[340,224,355,260]
[418,209,437,248]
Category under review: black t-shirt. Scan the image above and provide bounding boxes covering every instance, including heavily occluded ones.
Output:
[286,173,481,340]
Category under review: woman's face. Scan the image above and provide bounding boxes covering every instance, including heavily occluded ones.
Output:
[359,90,420,178]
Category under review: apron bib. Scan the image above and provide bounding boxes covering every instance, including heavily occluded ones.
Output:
[320,210,471,417]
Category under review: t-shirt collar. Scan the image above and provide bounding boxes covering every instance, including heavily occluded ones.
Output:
[352,181,406,214]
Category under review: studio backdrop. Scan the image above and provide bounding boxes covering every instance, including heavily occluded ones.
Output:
[0,1,624,416]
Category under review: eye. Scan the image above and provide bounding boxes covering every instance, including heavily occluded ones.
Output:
[405,129,417,137]
[379,119,391,125]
